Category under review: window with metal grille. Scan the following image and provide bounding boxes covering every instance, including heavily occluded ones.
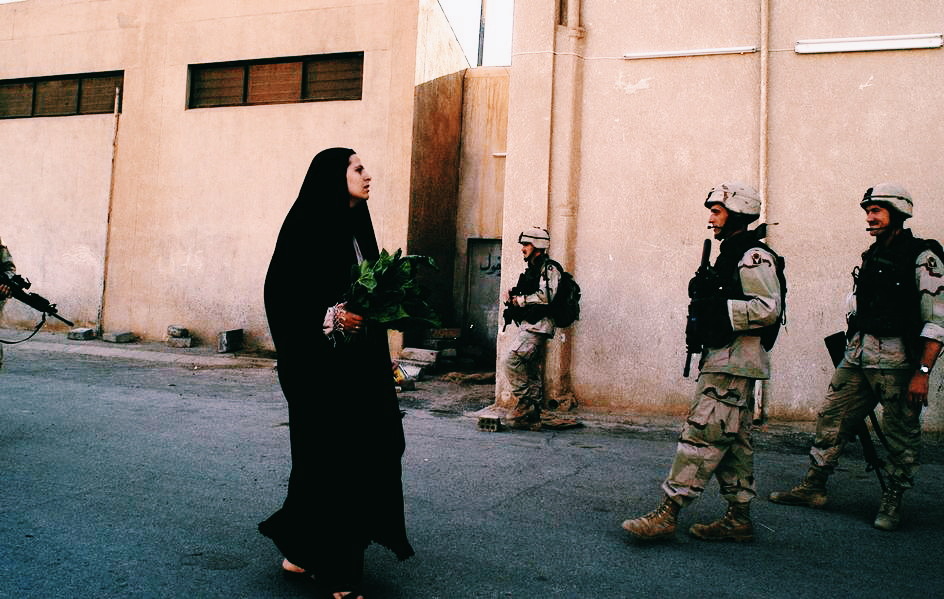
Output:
[0,72,123,119]
[188,52,363,109]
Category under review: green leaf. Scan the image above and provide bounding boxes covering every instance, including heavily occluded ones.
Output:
[343,247,441,333]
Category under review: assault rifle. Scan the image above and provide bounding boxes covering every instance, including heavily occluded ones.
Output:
[501,301,546,331]
[0,271,74,327]
[824,331,889,491]
[683,239,716,377]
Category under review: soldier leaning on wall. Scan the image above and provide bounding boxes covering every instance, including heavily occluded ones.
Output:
[0,237,16,370]
[769,184,944,531]
[622,182,785,543]
[501,227,560,430]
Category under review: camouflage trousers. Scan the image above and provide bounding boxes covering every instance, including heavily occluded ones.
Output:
[662,373,757,506]
[504,328,548,412]
[810,366,920,488]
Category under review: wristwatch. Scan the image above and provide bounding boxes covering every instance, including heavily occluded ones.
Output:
[918,364,931,374]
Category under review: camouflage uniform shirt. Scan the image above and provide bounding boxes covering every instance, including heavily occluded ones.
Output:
[699,246,782,380]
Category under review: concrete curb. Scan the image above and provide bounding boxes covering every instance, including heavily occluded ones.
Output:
[2,328,274,369]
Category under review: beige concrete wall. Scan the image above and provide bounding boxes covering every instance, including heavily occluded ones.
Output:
[0,0,444,350]
[408,71,464,324]
[453,67,509,325]
[504,0,944,427]
[765,0,944,424]
[0,0,130,330]
[0,115,116,330]
[415,0,469,84]
[405,0,473,329]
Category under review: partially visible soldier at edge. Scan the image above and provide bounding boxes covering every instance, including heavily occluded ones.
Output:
[769,183,943,531]
[622,182,784,542]
[0,237,16,370]
[501,227,560,430]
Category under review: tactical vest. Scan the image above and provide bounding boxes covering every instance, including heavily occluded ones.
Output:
[512,254,547,296]
[508,254,552,324]
[712,229,786,350]
[853,229,941,339]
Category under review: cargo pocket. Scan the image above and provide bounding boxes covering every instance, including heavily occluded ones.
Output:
[687,393,742,437]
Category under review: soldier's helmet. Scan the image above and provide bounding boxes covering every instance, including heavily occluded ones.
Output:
[704,182,761,222]
[518,226,550,249]
[860,183,913,219]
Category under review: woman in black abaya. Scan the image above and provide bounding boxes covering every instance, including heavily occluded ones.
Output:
[259,148,413,599]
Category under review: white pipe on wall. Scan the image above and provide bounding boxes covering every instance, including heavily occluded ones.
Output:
[755,0,771,423]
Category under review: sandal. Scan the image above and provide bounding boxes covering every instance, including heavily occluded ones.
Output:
[280,558,307,578]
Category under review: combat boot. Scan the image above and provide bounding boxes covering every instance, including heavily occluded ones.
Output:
[873,486,904,531]
[688,502,754,542]
[768,468,828,508]
[505,403,541,430]
[621,495,681,540]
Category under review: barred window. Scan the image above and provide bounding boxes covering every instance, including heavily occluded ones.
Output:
[188,52,363,109]
[0,72,123,119]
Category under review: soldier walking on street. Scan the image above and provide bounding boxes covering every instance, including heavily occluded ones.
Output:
[502,227,560,430]
[622,182,785,542]
[769,183,943,531]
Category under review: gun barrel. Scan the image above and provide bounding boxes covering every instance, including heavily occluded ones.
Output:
[51,313,75,327]
[11,288,74,326]
[698,238,711,269]
[683,351,693,378]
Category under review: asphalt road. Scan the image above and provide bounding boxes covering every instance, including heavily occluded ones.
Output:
[1,340,942,599]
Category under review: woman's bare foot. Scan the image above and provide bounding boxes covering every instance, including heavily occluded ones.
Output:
[333,593,364,599]
[281,558,306,574]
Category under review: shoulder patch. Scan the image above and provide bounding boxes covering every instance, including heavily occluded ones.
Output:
[920,252,942,278]
[740,249,774,269]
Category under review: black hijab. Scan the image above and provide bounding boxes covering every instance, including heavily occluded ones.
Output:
[264,147,380,359]
[259,149,415,570]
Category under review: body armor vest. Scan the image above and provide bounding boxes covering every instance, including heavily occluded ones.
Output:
[712,229,785,350]
[853,229,933,339]
[508,254,551,324]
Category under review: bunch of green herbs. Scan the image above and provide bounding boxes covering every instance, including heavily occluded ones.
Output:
[345,248,441,334]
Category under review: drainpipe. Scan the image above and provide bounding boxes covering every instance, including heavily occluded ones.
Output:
[544,0,584,407]
[97,86,121,335]
[758,0,770,223]
[755,0,771,423]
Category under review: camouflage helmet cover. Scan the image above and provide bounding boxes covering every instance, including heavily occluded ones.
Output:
[704,182,761,222]
[860,182,913,219]
[518,226,550,249]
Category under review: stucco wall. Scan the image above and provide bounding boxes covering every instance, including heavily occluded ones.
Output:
[0,115,115,329]
[765,1,944,424]
[415,0,469,84]
[408,71,464,325]
[453,67,509,324]
[0,0,430,349]
[503,0,944,427]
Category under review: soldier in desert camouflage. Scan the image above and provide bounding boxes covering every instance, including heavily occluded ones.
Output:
[769,184,943,531]
[622,182,784,542]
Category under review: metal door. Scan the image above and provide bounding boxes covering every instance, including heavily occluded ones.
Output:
[465,238,502,359]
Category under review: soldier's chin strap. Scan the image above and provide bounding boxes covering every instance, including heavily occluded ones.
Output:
[0,313,47,345]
